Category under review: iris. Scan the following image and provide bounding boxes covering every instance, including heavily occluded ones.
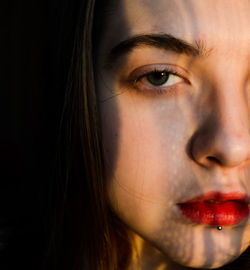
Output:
[146,72,169,86]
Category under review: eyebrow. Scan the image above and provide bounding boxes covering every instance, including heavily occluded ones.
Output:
[106,33,212,68]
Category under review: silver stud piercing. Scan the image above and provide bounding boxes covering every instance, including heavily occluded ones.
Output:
[217,226,222,230]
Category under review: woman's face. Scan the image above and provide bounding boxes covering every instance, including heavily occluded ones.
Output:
[96,0,250,268]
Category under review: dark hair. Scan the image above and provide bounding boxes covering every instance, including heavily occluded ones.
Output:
[43,1,250,269]
[44,0,132,269]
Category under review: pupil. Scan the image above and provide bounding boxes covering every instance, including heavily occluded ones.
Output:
[147,72,169,86]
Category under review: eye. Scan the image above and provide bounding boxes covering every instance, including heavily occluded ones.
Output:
[127,64,189,96]
[142,71,182,87]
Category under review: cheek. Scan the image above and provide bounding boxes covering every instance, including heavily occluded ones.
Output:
[102,93,172,193]
[100,91,191,231]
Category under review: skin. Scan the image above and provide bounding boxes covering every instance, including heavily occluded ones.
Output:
[95,0,250,269]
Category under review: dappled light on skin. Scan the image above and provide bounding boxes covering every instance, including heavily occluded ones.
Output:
[96,0,250,269]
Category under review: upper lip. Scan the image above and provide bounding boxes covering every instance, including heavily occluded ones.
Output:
[179,191,250,204]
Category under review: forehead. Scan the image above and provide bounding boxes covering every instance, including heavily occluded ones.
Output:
[100,0,250,54]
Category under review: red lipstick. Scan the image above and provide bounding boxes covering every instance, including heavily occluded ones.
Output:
[178,192,250,226]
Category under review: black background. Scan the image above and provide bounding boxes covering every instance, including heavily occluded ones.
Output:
[3,1,60,268]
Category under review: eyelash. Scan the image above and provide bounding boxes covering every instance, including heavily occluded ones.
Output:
[129,66,187,96]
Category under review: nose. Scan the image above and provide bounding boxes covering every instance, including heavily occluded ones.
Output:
[191,88,250,169]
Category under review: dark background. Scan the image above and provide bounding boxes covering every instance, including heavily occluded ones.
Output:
[4,1,83,268]
[3,1,62,269]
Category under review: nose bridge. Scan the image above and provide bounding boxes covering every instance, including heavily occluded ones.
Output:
[215,77,249,134]
[215,87,250,165]
[191,79,250,168]
[216,83,247,132]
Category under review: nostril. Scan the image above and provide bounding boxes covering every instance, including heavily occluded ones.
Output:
[207,156,221,165]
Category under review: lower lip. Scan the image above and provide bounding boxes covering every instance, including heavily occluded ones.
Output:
[179,201,249,226]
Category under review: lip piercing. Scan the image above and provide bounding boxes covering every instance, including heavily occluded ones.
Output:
[217,226,222,230]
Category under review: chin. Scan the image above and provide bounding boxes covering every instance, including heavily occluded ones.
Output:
[153,230,249,270]
[188,260,235,269]
[169,247,245,270]
[168,255,238,270]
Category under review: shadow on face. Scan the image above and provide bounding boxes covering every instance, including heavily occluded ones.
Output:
[95,0,250,269]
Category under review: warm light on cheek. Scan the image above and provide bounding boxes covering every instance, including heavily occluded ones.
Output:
[101,84,200,209]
